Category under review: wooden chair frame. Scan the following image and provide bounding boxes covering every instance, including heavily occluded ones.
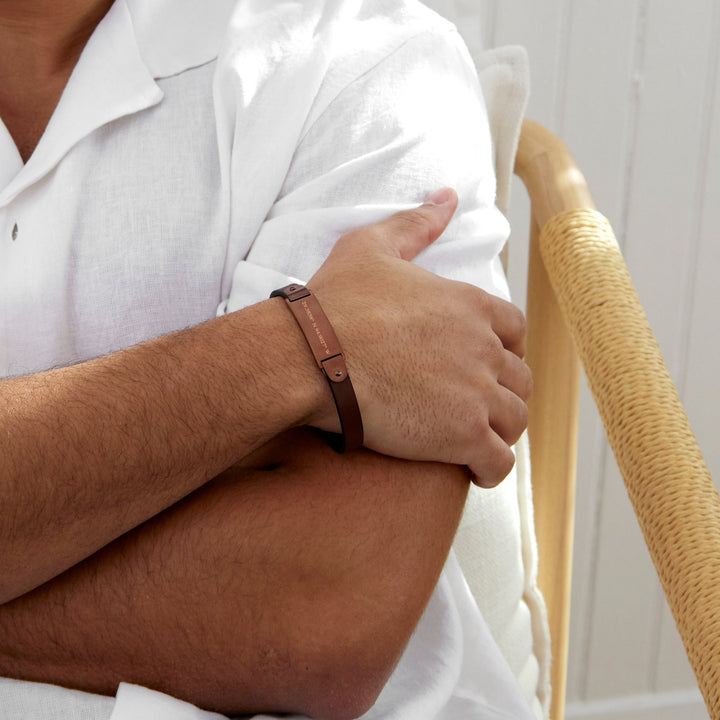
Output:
[515,119,585,720]
[515,119,719,720]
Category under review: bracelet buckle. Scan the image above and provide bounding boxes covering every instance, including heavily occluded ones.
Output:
[271,284,363,452]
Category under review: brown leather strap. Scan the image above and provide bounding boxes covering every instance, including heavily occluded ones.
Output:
[270,283,363,452]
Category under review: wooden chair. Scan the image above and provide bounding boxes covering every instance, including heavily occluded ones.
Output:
[515,119,720,720]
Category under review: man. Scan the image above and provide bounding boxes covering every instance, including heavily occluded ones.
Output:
[0,0,535,718]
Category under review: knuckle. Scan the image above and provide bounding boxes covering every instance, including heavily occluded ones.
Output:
[495,448,516,485]
[513,399,529,438]
[505,304,527,339]
[464,404,489,442]
[502,354,533,402]
[513,306,528,336]
[450,283,485,317]
[484,335,505,366]
[477,446,515,489]
[498,448,516,481]
[474,285,492,310]
[462,410,492,460]
[506,396,529,443]
[488,377,530,443]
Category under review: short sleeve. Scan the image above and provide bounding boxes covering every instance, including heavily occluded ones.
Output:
[221,25,510,311]
[214,10,549,716]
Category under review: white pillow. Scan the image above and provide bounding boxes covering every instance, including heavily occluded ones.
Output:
[453,45,552,720]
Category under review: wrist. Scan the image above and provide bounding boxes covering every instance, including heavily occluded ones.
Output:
[269,285,363,451]
[259,296,342,435]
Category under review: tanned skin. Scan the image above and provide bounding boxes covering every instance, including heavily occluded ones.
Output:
[0,2,532,717]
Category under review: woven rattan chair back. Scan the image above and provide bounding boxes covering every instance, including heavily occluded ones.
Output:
[515,119,719,720]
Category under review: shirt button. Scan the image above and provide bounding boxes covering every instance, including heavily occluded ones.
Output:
[11,223,18,241]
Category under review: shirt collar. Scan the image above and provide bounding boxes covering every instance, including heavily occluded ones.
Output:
[0,0,161,205]
[0,121,22,193]
[0,0,236,205]
[126,0,237,79]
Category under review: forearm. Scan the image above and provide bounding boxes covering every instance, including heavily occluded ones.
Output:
[0,196,528,612]
[0,299,328,603]
[0,429,469,719]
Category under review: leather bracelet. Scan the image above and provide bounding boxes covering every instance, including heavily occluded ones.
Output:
[270,283,363,453]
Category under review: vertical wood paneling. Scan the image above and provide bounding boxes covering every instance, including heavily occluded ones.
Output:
[423,0,530,311]
[422,0,494,55]
[555,1,643,702]
[585,462,662,697]
[472,0,497,50]
[559,0,641,233]
[423,1,717,715]
[655,0,720,696]
[493,0,569,314]
[421,0,454,22]
[567,380,609,702]
[493,0,568,129]
[675,0,720,517]
[453,0,492,55]
[566,689,707,720]
[655,608,698,692]
[506,176,531,312]
[582,0,716,701]
[621,0,715,376]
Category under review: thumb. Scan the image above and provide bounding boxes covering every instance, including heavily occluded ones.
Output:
[378,188,459,261]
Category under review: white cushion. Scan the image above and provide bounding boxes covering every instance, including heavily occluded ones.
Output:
[453,45,552,720]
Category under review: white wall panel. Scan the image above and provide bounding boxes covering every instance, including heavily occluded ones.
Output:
[421,0,718,716]
[655,0,720,697]
[584,462,662,697]
[566,689,706,720]
[556,1,644,702]
[655,607,698,692]
[677,0,720,512]
[422,0,494,54]
[492,0,569,317]
[621,0,716,379]
[560,0,642,234]
[493,0,570,130]
[576,0,716,703]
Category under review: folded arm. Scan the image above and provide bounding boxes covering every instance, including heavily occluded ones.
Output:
[0,203,529,718]
[0,18,532,718]
[0,195,529,606]
[0,296,327,604]
[0,428,469,720]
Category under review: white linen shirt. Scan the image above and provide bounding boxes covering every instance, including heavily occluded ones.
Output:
[0,0,536,718]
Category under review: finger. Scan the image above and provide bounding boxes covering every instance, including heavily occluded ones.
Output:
[488,385,529,447]
[467,429,516,489]
[487,295,527,358]
[374,187,459,261]
[497,350,533,402]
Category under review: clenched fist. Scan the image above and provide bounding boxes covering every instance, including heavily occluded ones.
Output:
[305,189,532,488]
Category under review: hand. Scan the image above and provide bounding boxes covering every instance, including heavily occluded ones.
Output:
[305,189,532,488]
